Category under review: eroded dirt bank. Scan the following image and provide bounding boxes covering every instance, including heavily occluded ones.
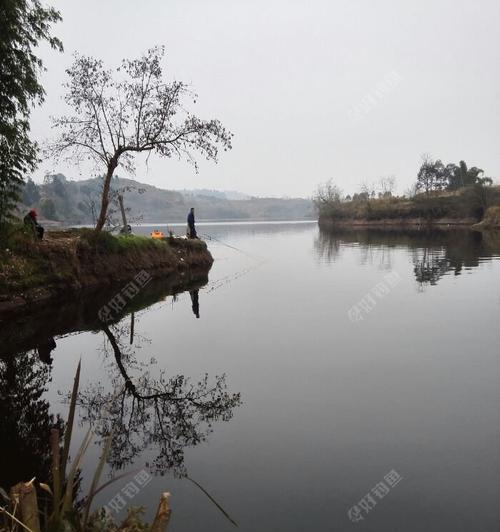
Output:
[318,217,478,229]
[0,232,213,317]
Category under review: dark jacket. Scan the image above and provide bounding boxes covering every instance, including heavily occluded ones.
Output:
[24,213,44,239]
[187,211,195,228]
[24,213,39,232]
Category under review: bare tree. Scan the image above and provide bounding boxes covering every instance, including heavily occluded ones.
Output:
[404,183,417,198]
[357,181,374,201]
[313,179,343,207]
[76,324,241,476]
[48,46,233,231]
[378,175,396,198]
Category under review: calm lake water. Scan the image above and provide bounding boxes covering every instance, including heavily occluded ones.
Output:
[2,222,500,531]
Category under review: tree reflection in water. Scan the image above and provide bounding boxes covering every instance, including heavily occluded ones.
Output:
[412,247,451,286]
[77,321,241,477]
[410,230,489,287]
[315,226,500,288]
[0,351,64,490]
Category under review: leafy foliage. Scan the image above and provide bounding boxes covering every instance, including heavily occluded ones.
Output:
[0,0,62,231]
[21,178,40,205]
[416,156,493,194]
[0,352,64,492]
[415,156,447,194]
[39,197,57,219]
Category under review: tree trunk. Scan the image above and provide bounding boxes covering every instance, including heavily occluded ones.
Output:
[95,158,117,232]
[10,481,41,532]
[118,194,128,228]
[151,492,172,532]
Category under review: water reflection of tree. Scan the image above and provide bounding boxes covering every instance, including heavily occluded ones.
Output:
[314,230,342,262]
[314,228,393,269]
[0,352,63,491]
[316,227,499,287]
[412,248,450,286]
[77,323,241,477]
[358,245,393,270]
[411,231,487,287]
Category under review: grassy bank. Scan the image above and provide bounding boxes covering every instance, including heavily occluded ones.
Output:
[472,206,500,229]
[0,227,213,315]
[317,185,500,227]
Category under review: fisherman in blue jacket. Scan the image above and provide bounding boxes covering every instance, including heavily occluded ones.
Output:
[187,207,197,238]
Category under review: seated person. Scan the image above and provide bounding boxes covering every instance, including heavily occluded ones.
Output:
[24,209,44,240]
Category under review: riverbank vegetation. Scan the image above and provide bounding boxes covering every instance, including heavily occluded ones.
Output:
[0,227,212,315]
[0,0,62,235]
[315,157,500,227]
[0,0,230,322]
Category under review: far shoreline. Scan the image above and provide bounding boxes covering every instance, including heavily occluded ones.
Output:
[318,217,479,229]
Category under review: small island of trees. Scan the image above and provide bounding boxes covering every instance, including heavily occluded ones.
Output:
[315,156,500,228]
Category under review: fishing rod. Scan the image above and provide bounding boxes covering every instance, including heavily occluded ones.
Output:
[199,232,260,259]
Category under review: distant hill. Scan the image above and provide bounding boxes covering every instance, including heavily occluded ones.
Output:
[20,174,315,224]
[180,189,251,201]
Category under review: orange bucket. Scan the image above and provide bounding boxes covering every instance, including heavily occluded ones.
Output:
[150,230,165,239]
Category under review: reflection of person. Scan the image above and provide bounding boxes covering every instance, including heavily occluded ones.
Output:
[24,209,44,240]
[190,289,200,318]
[37,337,57,364]
[187,207,197,239]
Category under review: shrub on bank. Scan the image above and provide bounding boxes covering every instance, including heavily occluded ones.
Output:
[475,206,500,228]
[0,222,40,255]
[317,186,500,223]
[76,228,168,253]
[0,226,212,304]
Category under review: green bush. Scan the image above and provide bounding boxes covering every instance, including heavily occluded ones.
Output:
[0,222,37,254]
[77,229,167,253]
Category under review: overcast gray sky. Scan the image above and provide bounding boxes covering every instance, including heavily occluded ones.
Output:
[32,0,500,198]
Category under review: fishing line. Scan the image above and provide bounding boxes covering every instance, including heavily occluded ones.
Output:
[199,233,268,293]
[204,262,264,294]
[200,232,262,260]
[113,232,268,312]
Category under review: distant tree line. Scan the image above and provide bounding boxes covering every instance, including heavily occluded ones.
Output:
[315,175,398,206]
[314,156,498,223]
[415,156,493,195]
[315,156,495,208]
[18,174,315,224]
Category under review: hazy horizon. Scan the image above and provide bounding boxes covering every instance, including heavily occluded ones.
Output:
[31,0,500,198]
[42,172,312,200]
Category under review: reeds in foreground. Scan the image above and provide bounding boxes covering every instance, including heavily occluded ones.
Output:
[0,361,172,532]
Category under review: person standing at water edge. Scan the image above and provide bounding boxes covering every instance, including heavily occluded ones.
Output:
[187,207,197,238]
